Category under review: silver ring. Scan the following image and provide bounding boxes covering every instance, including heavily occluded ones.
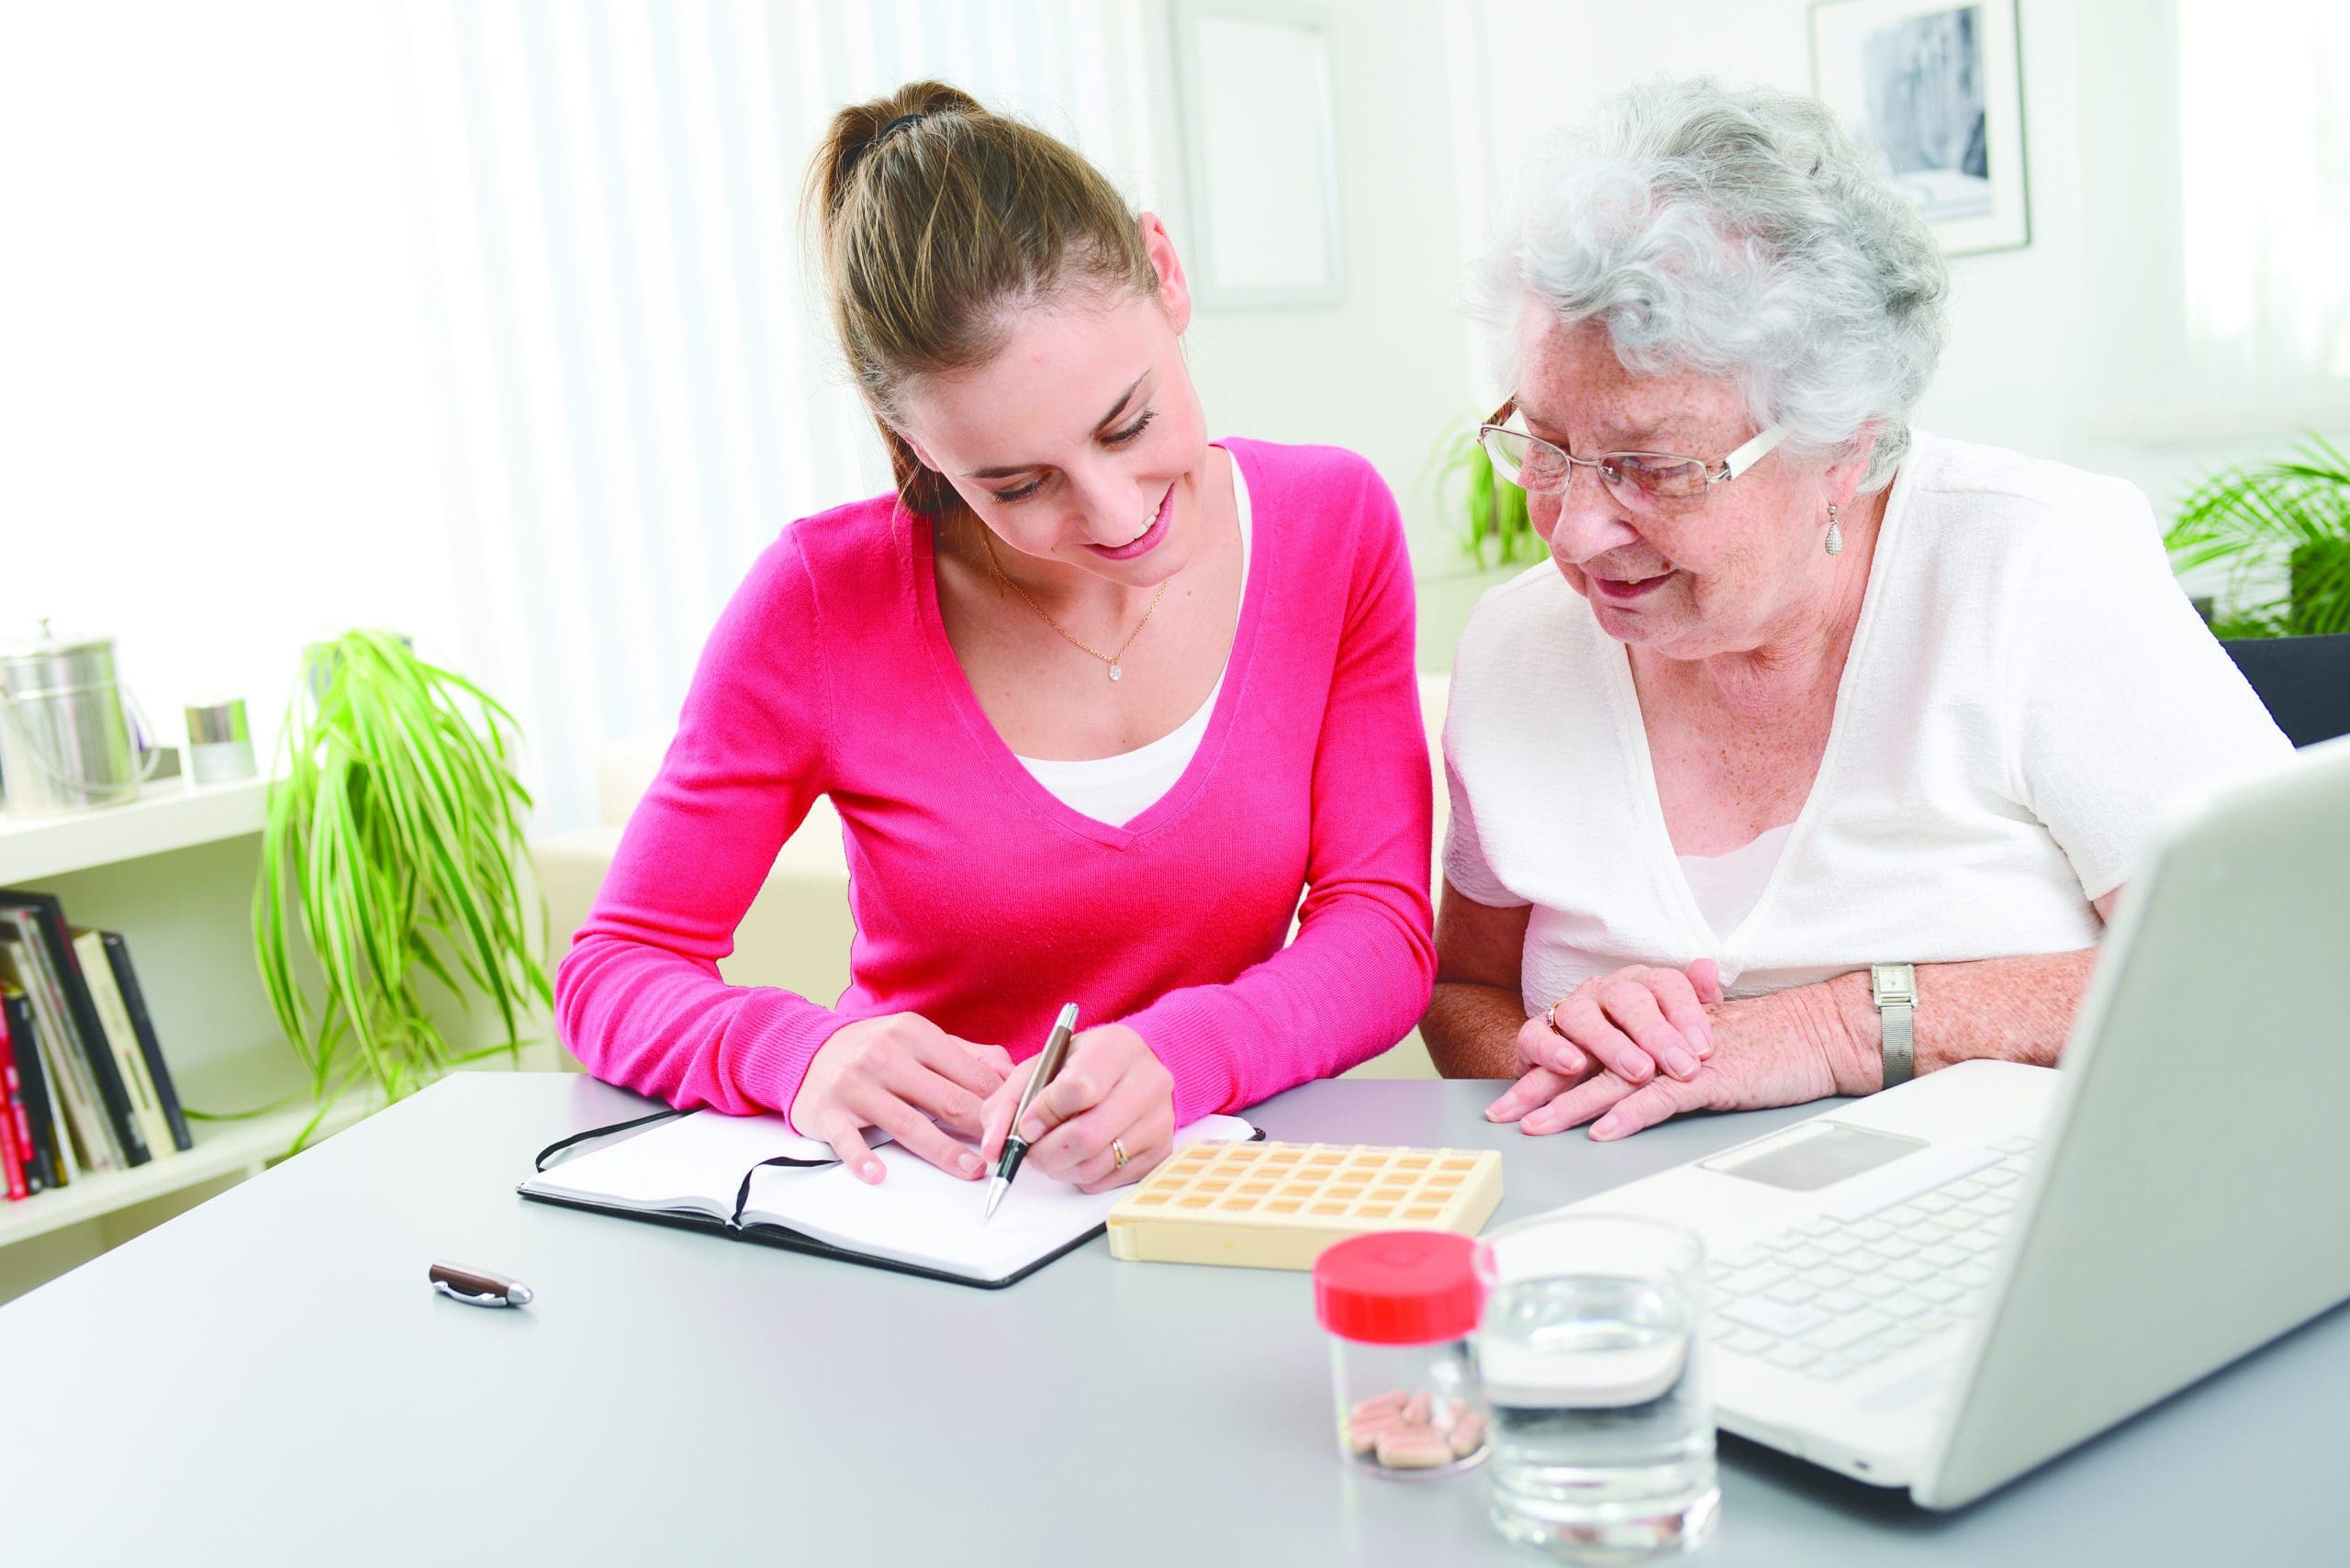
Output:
[1112,1137,1130,1170]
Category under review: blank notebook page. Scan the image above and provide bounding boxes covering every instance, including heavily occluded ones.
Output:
[747,1114,1255,1283]
[526,1109,858,1220]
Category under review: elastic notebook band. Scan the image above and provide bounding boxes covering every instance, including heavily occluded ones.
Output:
[533,1107,690,1172]
[730,1153,838,1229]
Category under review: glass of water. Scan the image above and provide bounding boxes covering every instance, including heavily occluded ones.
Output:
[1473,1214,1718,1562]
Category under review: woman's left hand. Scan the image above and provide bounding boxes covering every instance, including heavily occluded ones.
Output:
[1492,990,1855,1140]
[977,1024,1176,1192]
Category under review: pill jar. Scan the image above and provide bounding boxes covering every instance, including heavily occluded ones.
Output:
[1312,1230,1489,1478]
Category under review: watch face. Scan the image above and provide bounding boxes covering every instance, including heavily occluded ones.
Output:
[1872,965,1900,989]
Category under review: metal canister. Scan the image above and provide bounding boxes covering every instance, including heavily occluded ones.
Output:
[0,621,157,816]
[185,695,257,785]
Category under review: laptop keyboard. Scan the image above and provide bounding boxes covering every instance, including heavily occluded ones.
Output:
[1705,1135,2039,1383]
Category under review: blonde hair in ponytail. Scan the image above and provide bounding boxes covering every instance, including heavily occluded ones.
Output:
[804,82,1156,524]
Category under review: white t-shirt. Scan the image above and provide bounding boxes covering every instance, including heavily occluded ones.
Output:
[1441,431,2293,1015]
[1017,457,1254,826]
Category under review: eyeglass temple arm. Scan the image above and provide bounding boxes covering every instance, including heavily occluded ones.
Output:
[1718,425,1786,481]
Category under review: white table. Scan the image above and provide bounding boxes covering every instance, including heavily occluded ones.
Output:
[6,1074,2341,1564]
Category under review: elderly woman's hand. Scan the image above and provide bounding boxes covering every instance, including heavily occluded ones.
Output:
[1494,986,1868,1139]
[1496,960,1725,1112]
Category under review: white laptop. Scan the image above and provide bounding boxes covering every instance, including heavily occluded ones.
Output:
[1568,733,2350,1508]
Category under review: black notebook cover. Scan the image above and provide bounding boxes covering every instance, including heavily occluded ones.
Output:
[517,1186,1106,1291]
[0,893,151,1167]
[0,989,55,1193]
[100,932,193,1153]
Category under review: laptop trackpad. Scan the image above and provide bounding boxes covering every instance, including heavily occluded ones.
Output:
[1859,1357,1960,1416]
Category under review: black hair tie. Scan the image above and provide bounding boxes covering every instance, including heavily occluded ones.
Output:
[846,111,929,177]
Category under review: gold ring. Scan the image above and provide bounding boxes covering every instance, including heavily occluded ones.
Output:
[1547,1000,1570,1038]
[1112,1137,1130,1170]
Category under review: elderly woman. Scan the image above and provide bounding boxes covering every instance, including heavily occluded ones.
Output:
[1424,78,2290,1139]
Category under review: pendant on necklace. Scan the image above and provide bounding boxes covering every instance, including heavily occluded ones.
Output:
[1108,663,1124,682]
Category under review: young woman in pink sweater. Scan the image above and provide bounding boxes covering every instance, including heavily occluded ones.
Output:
[556,82,1435,1193]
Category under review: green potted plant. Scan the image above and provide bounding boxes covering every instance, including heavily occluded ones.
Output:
[253,630,551,1146]
[2167,433,2350,637]
[2166,433,2350,747]
[1430,418,1538,570]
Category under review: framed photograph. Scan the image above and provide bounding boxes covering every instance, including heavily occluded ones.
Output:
[1169,0,1344,308]
[1811,0,2030,257]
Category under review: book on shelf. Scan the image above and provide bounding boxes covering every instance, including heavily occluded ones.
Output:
[0,989,42,1196]
[0,891,152,1170]
[0,940,110,1178]
[0,986,62,1192]
[0,1010,24,1201]
[73,929,180,1161]
[0,890,201,1198]
[0,1082,21,1200]
[98,932,192,1154]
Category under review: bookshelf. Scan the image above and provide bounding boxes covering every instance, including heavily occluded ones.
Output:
[0,777,269,886]
[0,778,556,1298]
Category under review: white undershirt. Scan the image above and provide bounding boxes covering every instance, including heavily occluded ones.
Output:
[1015,459,1253,826]
[1676,823,1795,943]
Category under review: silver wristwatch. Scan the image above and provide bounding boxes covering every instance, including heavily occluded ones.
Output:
[1871,964,1918,1089]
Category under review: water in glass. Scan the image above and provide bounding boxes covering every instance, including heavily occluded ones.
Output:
[1479,1260,1718,1560]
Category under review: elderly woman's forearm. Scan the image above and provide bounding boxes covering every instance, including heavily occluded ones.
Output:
[1790,948,2102,1092]
[1422,983,1528,1078]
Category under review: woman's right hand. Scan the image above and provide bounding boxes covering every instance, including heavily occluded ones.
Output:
[1492,959,1724,1120]
[790,1014,1013,1185]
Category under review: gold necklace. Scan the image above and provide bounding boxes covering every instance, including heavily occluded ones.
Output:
[977,530,1169,683]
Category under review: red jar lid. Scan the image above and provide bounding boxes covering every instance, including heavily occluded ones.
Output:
[1314,1231,1483,1346]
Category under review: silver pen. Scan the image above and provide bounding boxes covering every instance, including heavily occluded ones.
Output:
[981,1002,1080,1222]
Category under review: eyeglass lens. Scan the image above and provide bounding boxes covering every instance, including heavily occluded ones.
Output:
[1482,429,1710,505]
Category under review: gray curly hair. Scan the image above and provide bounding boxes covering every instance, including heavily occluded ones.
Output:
[1476,76,1950,493]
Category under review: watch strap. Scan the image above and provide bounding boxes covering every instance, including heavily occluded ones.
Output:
[1871,963,1917,1089]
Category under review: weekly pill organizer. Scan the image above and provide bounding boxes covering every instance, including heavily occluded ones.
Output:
[1107,1141,1505,1270]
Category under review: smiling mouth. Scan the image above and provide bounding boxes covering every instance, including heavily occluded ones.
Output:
[1587,568,1673,601]
[1086,484,1176,561]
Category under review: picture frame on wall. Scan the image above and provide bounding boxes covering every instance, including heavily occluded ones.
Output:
[1810,0,2030,257]
[1169,0,1344,308]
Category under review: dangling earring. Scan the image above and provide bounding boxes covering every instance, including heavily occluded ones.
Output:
[1824,503,1844,556]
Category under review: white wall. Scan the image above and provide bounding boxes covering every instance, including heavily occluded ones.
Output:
[0,2,454,773]
[1112,0,1489,666]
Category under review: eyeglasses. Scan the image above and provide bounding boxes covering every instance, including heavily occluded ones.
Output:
[1477,397,1786,515]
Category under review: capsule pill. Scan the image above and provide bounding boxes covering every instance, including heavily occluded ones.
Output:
[1374,1425,1455,1469]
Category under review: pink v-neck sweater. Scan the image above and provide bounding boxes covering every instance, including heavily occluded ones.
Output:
[556,439,1436,1127]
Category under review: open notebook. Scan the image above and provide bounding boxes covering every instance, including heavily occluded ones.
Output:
[519,1106,1257,1288]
